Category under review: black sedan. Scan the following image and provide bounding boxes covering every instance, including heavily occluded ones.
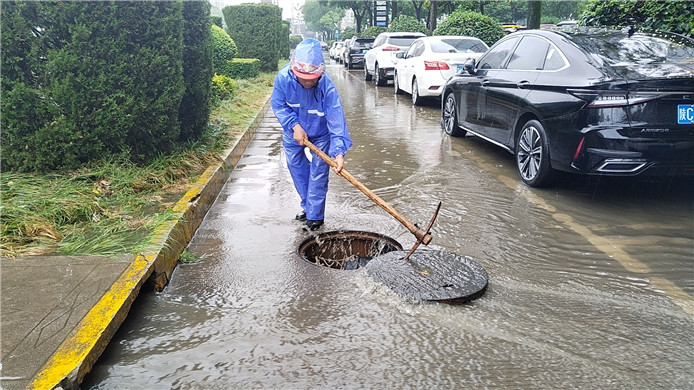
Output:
[441,27,694,187]
[343,37,375,69]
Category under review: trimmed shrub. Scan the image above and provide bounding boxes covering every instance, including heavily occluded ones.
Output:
[211,24,238,75]
[434,10,504,46]
[225,58,261,79]
[388,15,428,35]
[179,0,214,142]
[290,35,303,49]
[1,1,186,171]
[224,4,283,72]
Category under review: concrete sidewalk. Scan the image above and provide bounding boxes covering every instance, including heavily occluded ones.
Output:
[0,98,271,390]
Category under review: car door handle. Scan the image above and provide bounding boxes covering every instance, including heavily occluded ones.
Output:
[482,79,491,86]
[517,80,530,88]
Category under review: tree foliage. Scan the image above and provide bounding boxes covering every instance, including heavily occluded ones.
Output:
[211,24,238,74]
[581,0,694,36]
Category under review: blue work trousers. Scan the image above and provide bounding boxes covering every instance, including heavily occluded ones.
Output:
[283,134,331,221]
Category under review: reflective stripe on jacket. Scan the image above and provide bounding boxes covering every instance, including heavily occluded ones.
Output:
[271,66,353,158]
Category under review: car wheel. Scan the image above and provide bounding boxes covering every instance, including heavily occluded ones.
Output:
[442,93,466,137]
[374,64,386,86]
[412,78,423,106]
[364,65,372,81]
[394,72,404,95]
[515,120,554,187]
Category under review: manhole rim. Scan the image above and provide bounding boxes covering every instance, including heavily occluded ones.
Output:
[297,229,403,268]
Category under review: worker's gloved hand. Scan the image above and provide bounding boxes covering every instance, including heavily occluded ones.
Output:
[292,124,307,146]
[333,154,345,174]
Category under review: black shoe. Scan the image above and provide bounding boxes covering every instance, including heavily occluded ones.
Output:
[304,219,324,231]
[295,211,306,221]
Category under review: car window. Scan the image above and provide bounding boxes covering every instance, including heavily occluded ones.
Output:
[388,37,420,47]
[373,36,385,47]
[543,46,567,70]
[479,36,520,69]
[569,31,694,78]
[435,38,488,54]
[506,36,549,70]
[405,41,420,58]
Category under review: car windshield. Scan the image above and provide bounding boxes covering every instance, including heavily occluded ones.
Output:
[388,37,421,47]
[432,38,487,54]
[568,29,694,78]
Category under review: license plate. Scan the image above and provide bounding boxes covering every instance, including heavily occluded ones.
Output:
[678,104,694,124]
[362,49,369,53]
[456,65,463,73]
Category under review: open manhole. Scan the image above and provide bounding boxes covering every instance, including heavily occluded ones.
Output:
[298,230,403,270]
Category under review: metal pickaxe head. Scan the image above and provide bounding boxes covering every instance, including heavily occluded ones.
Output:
[403,201,442,261]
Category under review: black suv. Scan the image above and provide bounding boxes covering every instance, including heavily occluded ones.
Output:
[342,37,375,69]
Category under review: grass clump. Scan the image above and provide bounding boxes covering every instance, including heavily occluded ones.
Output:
[1,71,276,258]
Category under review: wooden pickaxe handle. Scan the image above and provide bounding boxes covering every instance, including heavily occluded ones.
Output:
[303,139,432,245]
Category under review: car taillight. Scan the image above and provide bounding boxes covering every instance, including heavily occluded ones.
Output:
[424,61,450,70]
[567,89,660,108]
[382,46,400,52]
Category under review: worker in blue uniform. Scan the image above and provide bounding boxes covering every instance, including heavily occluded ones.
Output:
[271,38,353,231]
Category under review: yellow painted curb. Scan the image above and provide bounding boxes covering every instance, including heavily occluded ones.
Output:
[29,96,272,390]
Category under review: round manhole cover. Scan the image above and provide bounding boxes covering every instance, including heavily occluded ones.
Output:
[298,230,403,270]
[365,250,488,303]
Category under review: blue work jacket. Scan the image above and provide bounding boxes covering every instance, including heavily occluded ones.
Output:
[271,66,353,158]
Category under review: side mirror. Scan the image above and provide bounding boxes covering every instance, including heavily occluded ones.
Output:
[464,58,476,74]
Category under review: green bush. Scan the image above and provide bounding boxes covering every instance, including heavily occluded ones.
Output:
[211,24,238,74]
[1,1,187,171]
[226,58,261,79]
[290,35,303,49]
[211,15,223,28]
[360,26,387,38]
[433,10,504,46]
[388,15,428,35]
[179,1,214,142]
[211,74,237,105]
[224,4,283,72]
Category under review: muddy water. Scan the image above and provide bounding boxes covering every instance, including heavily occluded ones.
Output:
[84,61,694,389]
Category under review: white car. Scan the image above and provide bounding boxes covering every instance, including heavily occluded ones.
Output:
[393,35,489,105]
[329,41,344,60]
[364,31,426,86]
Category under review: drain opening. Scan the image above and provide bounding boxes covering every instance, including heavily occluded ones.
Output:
[298,230,403,270]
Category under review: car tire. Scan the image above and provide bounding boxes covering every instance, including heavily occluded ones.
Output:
[394,72,404,95]
[412,78,423,106]
[374,64,386,86]
[515,120,554,188]
[442,93,466,137]
[364,65,372,81]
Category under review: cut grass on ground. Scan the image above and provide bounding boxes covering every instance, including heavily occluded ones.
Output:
[1,71,276,258]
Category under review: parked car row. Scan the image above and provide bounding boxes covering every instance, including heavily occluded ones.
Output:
[334,28,694,188]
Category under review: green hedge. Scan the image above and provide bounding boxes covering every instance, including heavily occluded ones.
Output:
[224,3,283,72]
[433,10,504,46]
[1,1,215,172]
[226,58,261,79]
[179,1,214,142]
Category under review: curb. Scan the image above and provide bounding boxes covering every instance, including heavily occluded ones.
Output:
[29,96,272,390]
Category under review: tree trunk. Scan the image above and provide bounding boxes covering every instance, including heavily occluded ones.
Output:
[527,0,541,29]
[391,0,398,21]
[428,0,437,35]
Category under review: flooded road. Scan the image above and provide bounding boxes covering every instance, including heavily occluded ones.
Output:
[84,60,694,389]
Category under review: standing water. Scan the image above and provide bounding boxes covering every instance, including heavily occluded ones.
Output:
[84,60,694,389]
